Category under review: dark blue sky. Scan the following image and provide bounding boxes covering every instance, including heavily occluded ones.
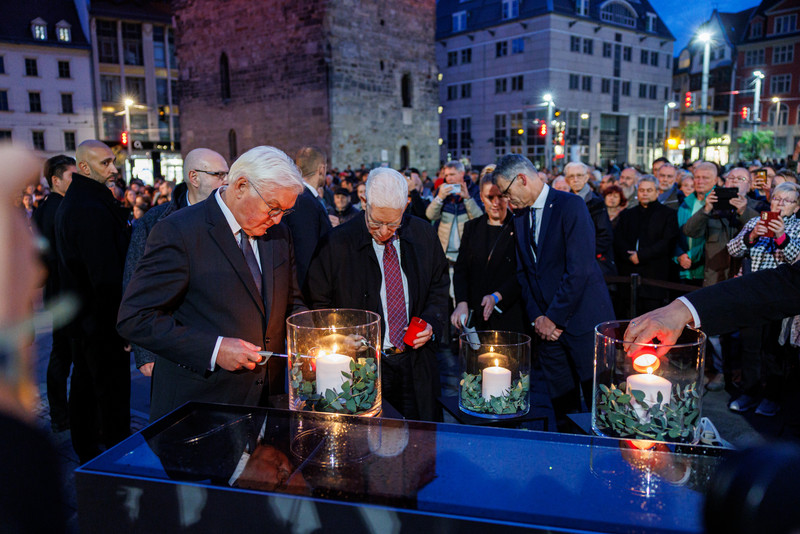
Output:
[656,0,761,53]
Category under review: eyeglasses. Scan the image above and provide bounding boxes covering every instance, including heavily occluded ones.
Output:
[194,169,229,179]
[365,207,402,231]
[500,174,519,197]
[725,175,749,183]
[772,197,797,205]
[248,180,295,218]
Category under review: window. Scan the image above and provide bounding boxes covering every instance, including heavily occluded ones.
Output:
[122,22,143,65]
[401,73,412,108]
[638,83,647,98]
[501,0,519,20]
[769,103,789,126]
[25,58,38,76]
[649,85,657,100]
[126,77,146,102]
[448,51,458,66]
[0,57,4,74]
[646,13,657,32]
[0,91,7,111]
[61,93,73,114]
[32,21,47,41]
[496,41,508,57]
[452,11,467,32]
[58,60,70,78]
[583,38,593,55]
[771,74,791,94]
[650,52,659,66]
[461,48,472,64]
[569,74,580,90]
[571,36,581,52]
[0,131,11,142]
[744,49,765,66]
[664,87,669,100]
[28,92,42,112]
[510,112,524,151]
[57,25,71,43]
[621,81,631,96]
[494,113,507,155]
[600,2,636,28]
[751,21,762,39]
[641,50,649,64]
[97,20,118,63]
[581,75,592,92]
[447,85,458,100]
[461,83,471,98]
[512,38,524,54]
[447,118,458,149]
[220,53,231,100]
[154,26,167,68]
[64,131,75,151]
[511,75,524,91]
[601,78,611,93]
[603,42,612,58]
[775,15,797,35]
[773,44,794,64]
[495,78,507,93]
[623,46,632,61]
[461,117,472,149]
[100,75,120,102]
[32,131,45,151]
[665,54,671,69]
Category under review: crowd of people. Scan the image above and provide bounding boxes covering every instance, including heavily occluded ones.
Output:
[15,137,800,465]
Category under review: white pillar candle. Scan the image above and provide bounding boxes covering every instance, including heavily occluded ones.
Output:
[315,353,351,394]
[627,373,672,422]
[482,364,512,400]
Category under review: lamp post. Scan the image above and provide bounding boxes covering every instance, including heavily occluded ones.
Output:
[123,98,134,159]
[579,113,589,162]
[697,32,712,160]
[663,102,676,156]
[753,70,765,133]
[543,93,554,170]
[771,96,781,127]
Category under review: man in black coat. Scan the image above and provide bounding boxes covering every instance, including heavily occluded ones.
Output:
[32,155,75,432]
[118,146,307,421]
[55,140,131,463]
[305,168,450,421]
[284,146,332,289]
[614,175,680,314]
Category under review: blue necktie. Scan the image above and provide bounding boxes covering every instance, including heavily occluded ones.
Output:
[240,230,262,296]
[529,207,538,253]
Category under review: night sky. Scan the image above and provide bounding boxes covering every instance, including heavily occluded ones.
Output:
[655,0,762,53]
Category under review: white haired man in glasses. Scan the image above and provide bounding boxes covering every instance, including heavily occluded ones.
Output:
[306,167,450,421]
[119,146,307,421]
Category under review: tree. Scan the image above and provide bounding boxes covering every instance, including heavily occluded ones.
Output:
[736,131,775,162]
[681,123,717,160]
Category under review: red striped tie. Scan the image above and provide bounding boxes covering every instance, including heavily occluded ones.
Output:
[382,235,407,348]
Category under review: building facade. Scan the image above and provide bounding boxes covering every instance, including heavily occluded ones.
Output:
[436,0,674,169]
[0,2,94,157]
[175,0,439,171]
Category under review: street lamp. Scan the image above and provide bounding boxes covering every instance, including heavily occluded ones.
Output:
[663,101,676,155]
[543,93,554,170]
[123,98,134,161]
[771,96,781,127]
[752,70,765,132]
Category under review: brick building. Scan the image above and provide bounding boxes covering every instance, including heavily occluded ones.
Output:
[174,0,439,171]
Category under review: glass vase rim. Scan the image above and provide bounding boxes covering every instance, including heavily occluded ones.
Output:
[286,308,381,329]
[458,330,531,346]
[595,319,707,349]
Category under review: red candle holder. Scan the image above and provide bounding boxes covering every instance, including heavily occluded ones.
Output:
[402,317,427,347]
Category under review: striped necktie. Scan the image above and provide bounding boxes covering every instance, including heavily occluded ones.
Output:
[382,235,407,348]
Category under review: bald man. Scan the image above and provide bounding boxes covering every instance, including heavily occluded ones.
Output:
[122,148,229,376]
[55,140,131,463]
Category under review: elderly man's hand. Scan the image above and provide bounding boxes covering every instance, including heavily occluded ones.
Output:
[139,362,154,377]
[623,300,694,356]
[406,323,433,349]
[534,315,562,341]
[730,194,748,215]
[217,337,263,371]
[703,190,718,213]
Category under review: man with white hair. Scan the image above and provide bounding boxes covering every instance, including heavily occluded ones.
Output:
[122,147,229,377]
[306,168,449,421]
[118,146,307,421]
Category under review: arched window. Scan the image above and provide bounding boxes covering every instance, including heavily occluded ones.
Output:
[228,129,237,160]
[600,1,637,28]
[400,146,410,169]
[220,53,231,101]
[401,73,412,108]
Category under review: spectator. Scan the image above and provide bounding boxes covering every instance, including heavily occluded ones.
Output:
[598,174,617,194]
[725,167,768,213]
[656,163,683,210]
[405,168,429,220]
[679,174,695,198]
[603,185,627,229]
[619,167,640,207]
[551,176,570,192]
[328,187,359,226]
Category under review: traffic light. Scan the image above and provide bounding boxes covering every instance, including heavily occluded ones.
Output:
[121,131,129,146]
[740,106,750,120]
[539,122,547,136]
[684,91,692,109]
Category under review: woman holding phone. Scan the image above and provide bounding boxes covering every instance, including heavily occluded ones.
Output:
[726,182,800,416]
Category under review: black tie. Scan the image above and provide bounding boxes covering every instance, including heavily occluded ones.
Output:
[240,230,262,296]
[529,207,538,253]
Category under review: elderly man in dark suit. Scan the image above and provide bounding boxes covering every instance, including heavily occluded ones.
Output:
[118,146,306,421]
[305,168,450,421]
[493,154,615,431]
[284,145,332,289]
[55,140,131,463]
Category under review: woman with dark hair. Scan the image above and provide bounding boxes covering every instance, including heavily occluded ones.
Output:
[603,184,627,229]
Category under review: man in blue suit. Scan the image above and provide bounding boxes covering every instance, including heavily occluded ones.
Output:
[493,154,615,431]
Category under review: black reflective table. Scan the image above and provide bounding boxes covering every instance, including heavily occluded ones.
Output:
[76,402,727,533]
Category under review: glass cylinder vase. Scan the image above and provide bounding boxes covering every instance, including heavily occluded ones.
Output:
[287,309,381,417]
[592,320,706,444]
[458,330,531,419]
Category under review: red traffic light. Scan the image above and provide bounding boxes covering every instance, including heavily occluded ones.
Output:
[684,91,692,109]
[121,131,129,146]
[539,123,547,136]
[740,107,750,120]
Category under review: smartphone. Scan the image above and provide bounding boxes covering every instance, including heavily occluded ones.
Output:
[761,210,780,238]
[450,184,461,195]
[753,169,768,189]
[714,186,738,212]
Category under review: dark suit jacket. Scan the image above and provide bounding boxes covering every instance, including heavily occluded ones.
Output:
[32,192,63,301]
[284,186,331,289]
[514,188,614,334]
[686,261,800,336]
[305,212,450,420]
[453,213,525,332]
[585,192,617,276]
[117,193,306,420]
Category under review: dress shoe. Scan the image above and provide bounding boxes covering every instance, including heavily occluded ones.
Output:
[755,398,780,417]
[729,394,759,413]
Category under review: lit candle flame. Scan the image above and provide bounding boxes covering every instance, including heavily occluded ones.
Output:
[494,358,499,367]
[632,351,660,374]
[332,344,338,354]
